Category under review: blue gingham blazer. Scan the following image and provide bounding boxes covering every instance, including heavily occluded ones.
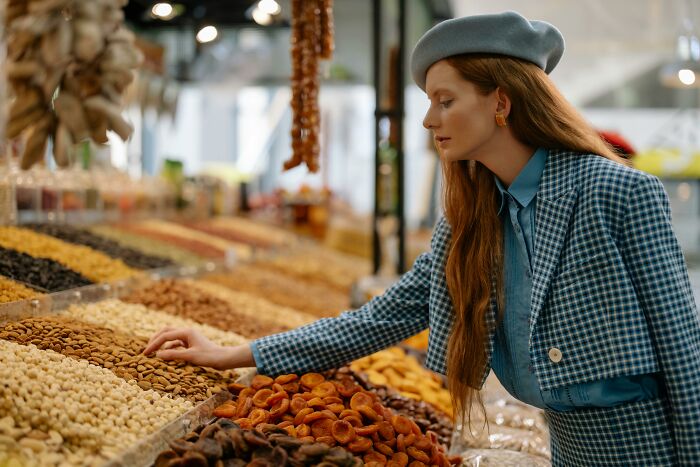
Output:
[254,149,700,465]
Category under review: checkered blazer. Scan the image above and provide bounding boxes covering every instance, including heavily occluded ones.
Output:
[253,149,700,464]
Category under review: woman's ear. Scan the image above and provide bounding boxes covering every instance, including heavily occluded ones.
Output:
[495,87,511,118]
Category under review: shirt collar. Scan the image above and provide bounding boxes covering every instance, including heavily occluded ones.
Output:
[495,147,549,215]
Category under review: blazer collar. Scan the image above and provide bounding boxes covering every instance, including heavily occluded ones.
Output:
[537,149,580,201]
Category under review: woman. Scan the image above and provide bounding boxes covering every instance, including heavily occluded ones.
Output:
[144,12,700,465]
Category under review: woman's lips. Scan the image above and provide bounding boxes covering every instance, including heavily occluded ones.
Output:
[435,137,450,146]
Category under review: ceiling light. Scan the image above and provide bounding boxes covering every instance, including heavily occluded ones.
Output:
[196,25,218,43]
[152,2,173,18]
[257,0,281,16]
[252,7,272,26]
[678,68,696,85]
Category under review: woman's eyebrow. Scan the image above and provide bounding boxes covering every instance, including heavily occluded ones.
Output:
[428,87,452,99]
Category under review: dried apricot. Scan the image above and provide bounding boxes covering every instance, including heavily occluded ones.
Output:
[312,381,338,398]
[296,424,311,437]
[413,435,432,451]
[354,424,380,436]
[300,436,315,443]
[378,421,395,440]
[334,380,361,398]
[391,415,413,435]
[349,392,374,410]
[311,418,334,438]
[346,436,373,453]
[274,374,298,385]
[251,375,274,389]
[269,398,290,419]
[364,451,387,464]
[410,419,422,437]
[293,408,314,426]
[303,410,334,425]
[323,396,343,405]
[407,447,430,464]
[391,452,409,466]
[330,420,356,444]
[282,414,295,422]
[340,409,361,420]
[235,397,253,418]
[403,434,416,447]
[283,425,296,437]
[358,405,382,422]
[266,391,289,406]
[248,408,269,426]
[278,421,293,428]
[327,403,345,414]
[366,463,384,467]
[272,383,286,393]
[290,397,308,415]
[282,382,299,393]
[306,397,326,409]
[344,416,363,428]
[300,373,325,389]
[396,434,406,453]
[375,442,394,457]
[407,461,427,467]
[236,418,253,430]
[316,436,336,446]
[252,389,274,408]
[239,387,256,399]
[300,392,317,401]
[227,382,247,393]
[212,405,236,418]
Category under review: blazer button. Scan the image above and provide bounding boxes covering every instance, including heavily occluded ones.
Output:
[548,347,563,363]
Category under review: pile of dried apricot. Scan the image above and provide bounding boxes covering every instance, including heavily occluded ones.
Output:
[213,373,458,466]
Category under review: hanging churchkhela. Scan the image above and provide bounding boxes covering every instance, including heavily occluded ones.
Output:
[5,0,142,170]
[284,0,334,173]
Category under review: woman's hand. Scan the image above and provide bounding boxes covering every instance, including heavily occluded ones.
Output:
[142,327,255,370]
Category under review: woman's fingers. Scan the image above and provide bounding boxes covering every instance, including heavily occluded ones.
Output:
[161,339,185,350]
[145,326,176,349]
[156,347,194,362]
[143,329,191,355]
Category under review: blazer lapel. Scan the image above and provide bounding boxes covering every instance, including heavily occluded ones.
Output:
[529,150,579,337]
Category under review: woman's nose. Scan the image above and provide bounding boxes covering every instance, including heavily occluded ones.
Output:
[423,109,437,130]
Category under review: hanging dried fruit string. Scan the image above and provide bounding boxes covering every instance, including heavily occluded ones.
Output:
[284,0,334,173]
[5,0,142,170]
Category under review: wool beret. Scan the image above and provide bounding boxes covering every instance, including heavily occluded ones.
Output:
[410,11,565,91]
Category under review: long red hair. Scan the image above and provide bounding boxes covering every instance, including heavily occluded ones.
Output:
[440,54,629,424]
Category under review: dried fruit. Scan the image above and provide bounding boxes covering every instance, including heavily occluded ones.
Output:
[300,372,325,389]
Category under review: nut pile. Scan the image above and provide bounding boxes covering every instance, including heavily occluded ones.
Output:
[121,279,291,339]
[188,280,317,330]
[0,340,192,465]
[122,220,253,260]
[6,0,141,169]
[204,265,349,318]
[206,217,298,247]
[154,418,361,467]
[63,299,248,348]
[327,367,454,448]
[0,245,92,292]
[257,247,370,294]
[0,226,137,283]
[88,224,207,267]
[0,275,42,304]
[26,223,174,270]
[351,346,453,417]
[285,0,334,172]
[0,315,236,402]
[214,373,456,466]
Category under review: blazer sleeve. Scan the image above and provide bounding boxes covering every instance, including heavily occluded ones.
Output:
[249,219,445,376]
[618,174,700,463]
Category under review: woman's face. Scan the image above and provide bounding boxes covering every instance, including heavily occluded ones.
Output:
[423,60,500,162]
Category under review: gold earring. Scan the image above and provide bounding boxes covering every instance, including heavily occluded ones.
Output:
[495,113,507,127]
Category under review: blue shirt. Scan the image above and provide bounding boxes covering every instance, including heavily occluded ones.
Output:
[490,147,660,411]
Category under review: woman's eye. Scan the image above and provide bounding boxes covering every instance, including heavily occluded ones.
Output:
[439,100,453,108]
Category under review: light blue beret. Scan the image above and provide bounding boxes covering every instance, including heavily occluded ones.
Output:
[410,11,565,91]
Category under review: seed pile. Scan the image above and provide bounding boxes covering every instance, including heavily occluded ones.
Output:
[121,279,290,339]
[0,340,192,464]
[88,224,207,266]
[26,223,174,270]
[0,245,92,292]
[215,373,455,466]
[154,418,361,467]
[0,316,235,402]
[0,226,137,282]
[188,280,316,329]
[0,276,42,304]
[63,299,248,347]
[204,265,349,318]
